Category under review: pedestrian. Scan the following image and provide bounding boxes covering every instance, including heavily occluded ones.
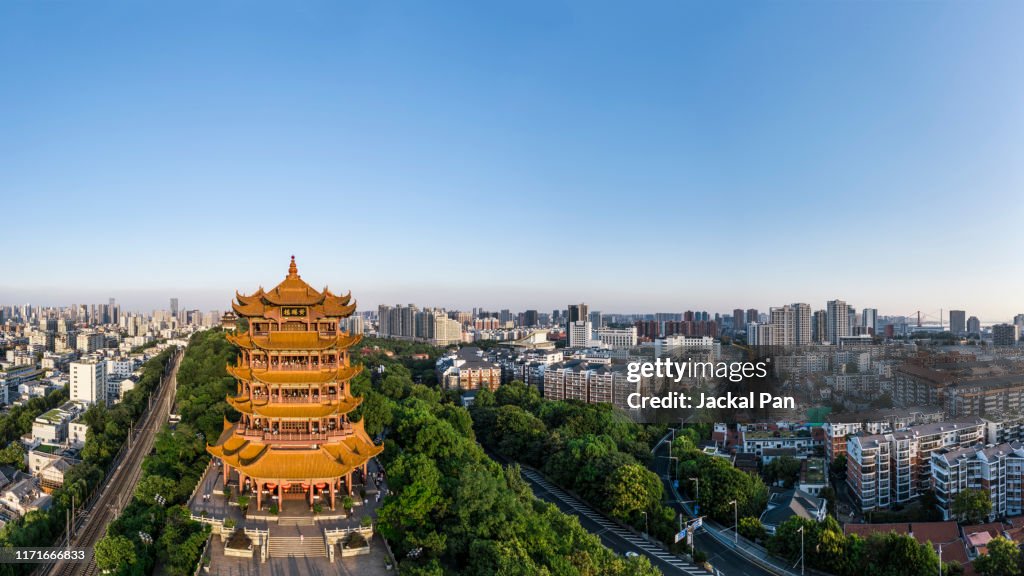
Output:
[300,534,304,543]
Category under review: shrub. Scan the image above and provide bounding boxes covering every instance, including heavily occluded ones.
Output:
[739,517,766,542]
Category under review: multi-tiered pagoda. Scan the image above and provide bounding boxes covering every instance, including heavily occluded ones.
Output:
[208,257,382,512]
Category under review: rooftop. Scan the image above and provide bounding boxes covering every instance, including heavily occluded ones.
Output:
[35,410,64,424]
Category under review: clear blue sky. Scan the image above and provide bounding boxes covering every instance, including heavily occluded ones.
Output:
[2,1,1023,319]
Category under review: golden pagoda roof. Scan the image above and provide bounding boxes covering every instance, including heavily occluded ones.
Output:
[226,394,362,418]
[225,331,361,351]
[208,419,383,479]
[232,257,356,317]
[227,364,362,385]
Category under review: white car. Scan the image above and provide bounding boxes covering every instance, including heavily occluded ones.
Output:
[625,551,640,558]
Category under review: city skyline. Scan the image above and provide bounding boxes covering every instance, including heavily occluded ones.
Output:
[4,2,1024,317]
[0,287,1017,326]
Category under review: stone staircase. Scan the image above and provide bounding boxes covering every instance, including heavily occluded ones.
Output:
[268,534,325,558]
[278,515,316,526]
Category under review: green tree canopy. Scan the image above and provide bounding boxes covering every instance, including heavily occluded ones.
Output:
[952,488,992,524]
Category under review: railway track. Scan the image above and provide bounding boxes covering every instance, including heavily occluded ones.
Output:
[42,347,183,576]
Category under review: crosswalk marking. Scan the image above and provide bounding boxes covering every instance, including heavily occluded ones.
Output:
[520,469,706,575]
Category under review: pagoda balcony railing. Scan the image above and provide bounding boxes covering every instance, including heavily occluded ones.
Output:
[248,362,340,371]
[236,426,353,443]
[262,394,340,404]
[260,364,339,372]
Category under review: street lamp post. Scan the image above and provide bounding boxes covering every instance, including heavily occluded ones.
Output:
[668,456,678,483]
[798,526,805,576]
[729,500,738,544]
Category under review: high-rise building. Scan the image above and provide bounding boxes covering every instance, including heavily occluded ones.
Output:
[567,304,589,324]
[589,310,604,330]
[733,308,745,332]
[70,360,107,406]
[566,304,591,348]
[826,300,850,345]
[949,310,966,335]
[211,257,383,513]
[862,308,878,335]
[746,309,759,324]
[766,304,811,346]
[968,316,981,336]
[170,297,179,319]
[812,310,828,343]
[524,310,539,327]
[993,324,1020,346]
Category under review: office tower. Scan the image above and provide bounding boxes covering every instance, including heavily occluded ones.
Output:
[733,308,745,331]
[948,310,966,335]
[170,297,179,318]
[568,304,588,324]
[746,309,759,324]
[993,324,1020,346]
[826,300,850,345]
[589,310,603,329]
[524,310,539,327]
[967,316,981,336]
[862,308,878,335]
[566,304,591,348]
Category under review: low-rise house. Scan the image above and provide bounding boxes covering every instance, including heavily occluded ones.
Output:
[0,476,51,517]
[759,488,826,535]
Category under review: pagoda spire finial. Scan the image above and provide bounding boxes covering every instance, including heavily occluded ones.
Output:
[288,255,299,278]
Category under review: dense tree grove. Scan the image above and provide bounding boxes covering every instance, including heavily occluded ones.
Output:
[673,437,769,524]
[0,349,173,576]
[95,328,238,575]
[470,381,682,549]
[764,516,960,576]
[357,349,660,575]
[0,389,68,448]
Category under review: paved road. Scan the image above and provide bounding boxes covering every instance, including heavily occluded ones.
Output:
[517,466,706,575]
[651,434,790,576]
[43,347,183,576]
